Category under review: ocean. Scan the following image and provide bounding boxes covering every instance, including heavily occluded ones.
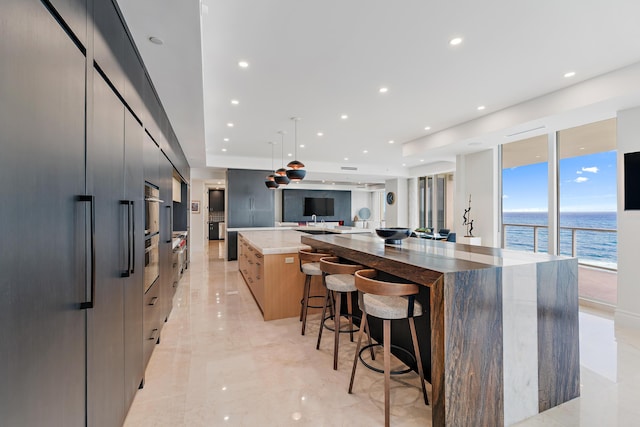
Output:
[503,212,617,269]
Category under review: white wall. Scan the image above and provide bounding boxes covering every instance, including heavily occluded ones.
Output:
[189,179,207,252]
[384,178,409,227]
[616,107,640,327]
[455,148,500,246]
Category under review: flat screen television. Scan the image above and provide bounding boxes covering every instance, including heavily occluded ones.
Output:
[625,151,640,210]
[304,197,334,216]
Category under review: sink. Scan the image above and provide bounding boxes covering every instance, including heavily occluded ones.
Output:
[299,229,332,235]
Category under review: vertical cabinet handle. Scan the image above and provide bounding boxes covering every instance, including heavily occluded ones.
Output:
[78,195,95,310]
[166,205,172,243]
[120,200,132,277]
[130,201,135,275]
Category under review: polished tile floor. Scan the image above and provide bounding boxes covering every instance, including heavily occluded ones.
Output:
[124,242,640,426]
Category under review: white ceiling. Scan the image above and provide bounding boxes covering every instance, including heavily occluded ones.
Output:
[117,0,640,185]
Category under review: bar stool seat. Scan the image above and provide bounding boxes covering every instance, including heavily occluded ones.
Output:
[317,256,363,370]
[301,262,322,276]
[363,294,423,320]
[325,274,357,292]
[349,269,429,427]
[298,249,331,335]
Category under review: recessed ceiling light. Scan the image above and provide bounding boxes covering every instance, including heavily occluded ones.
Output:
[363,150,368,154]
[388,140,394,144]
[379,87,388,93]
[299,144,305,148]
[477,105,485,111]
[317,132,323,136]
[231,99,239,105]
[227,122,234,127]
[424,126,431,131]
[564,71,576,78]
[402,163,406,167]
[344,157,349,161]
[223,138,229,142]
[238,61,249,68]
[288,153,292,157]
[340,114,348,120]
[148,36,164,45]
[222,148,227,152]
[580,147,585,150]
[322,180,326,183]
[420,159,424,162]
[449,37,463,46]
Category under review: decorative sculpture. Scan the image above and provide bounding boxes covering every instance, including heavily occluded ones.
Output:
[462,194,474,237]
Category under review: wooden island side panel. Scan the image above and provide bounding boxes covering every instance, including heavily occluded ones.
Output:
[238,231,324,321]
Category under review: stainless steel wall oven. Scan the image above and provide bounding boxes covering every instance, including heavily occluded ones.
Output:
[144,183,162,292]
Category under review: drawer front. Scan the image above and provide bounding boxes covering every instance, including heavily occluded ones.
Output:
[143,279,161,367]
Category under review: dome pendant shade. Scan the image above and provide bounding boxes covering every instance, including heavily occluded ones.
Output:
[275,167,287,176]
[265,173,279,189]
[265,180,279,189]
[286,168,306,181]
[274,174,290,185]
[286,160,305,170]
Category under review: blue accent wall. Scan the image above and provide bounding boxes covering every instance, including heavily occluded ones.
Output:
[282,189,352,225]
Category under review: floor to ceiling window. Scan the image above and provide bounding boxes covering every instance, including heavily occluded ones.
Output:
[419,173,454,231]
[502,135,549,253]
[502,119,618,306]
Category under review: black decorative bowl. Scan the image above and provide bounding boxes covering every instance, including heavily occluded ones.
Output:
[375,227,412,244]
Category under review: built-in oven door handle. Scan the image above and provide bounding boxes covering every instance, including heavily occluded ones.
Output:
[144,197,164,203]
[78,195,95,310]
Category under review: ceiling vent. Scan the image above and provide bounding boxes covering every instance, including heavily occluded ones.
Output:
[341,166,358,171]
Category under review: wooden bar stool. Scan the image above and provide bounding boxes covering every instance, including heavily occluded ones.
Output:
[298,249,331,335]
[349,269,429,427]
[316,256,363,370]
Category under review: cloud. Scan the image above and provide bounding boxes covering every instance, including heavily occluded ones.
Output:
[574,177,589,183]
[503,195,509,199]
[576,170,583,174]
[581,166,599,173]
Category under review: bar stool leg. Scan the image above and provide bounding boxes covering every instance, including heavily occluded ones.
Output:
[348,309,369,393]
[300,275,312,335]
[346,292,354,342]
[316,286,331,350]
[383,319,391,427]
[409,317,429,405]
[333,291,342,370]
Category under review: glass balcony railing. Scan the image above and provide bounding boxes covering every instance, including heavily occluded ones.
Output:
[502,223,617,271]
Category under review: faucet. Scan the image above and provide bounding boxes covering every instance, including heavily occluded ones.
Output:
[311,214,316,225]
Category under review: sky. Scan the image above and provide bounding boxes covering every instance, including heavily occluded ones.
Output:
[502,150,617,212]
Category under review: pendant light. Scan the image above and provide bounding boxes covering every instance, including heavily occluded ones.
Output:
[264,142,279,189]
[286,117,306,181]
[274,131,290,186]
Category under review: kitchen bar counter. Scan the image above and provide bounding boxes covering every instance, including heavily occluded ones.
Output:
[301,233,580,427]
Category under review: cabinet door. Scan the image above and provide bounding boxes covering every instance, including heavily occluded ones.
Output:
[123,108,144,408]
[87,69,126,427]
[143,131,159,185]
[48,0,88,47]
[0,2,87,425]
[93,0,125,95]
[159,153,174,321]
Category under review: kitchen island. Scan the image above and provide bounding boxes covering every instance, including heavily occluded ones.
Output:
[238,230,318,321]
[301,233,579,427]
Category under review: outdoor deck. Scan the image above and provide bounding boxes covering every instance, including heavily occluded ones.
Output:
[579,265,617,306]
